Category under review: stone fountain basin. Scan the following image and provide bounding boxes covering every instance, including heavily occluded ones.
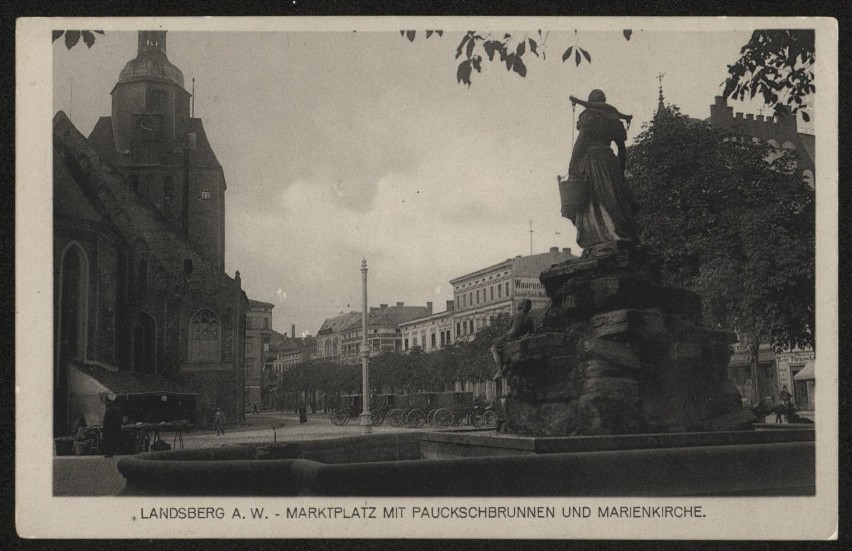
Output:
[117,429,815,496]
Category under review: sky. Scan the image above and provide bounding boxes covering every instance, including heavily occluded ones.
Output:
[52,25,814,337]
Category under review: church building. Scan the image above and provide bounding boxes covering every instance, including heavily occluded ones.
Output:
[53,31,248,434]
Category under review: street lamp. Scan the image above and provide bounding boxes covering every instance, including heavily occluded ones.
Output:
[359,258,372,433]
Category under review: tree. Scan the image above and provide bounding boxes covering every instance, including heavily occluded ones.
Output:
[401,29,631,86]
[52,30,104,49]
[722,30,815,121]
[405,28,815,122]
[627,106,814,399]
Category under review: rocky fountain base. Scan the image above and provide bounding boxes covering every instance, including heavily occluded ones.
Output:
[500,240,753,436]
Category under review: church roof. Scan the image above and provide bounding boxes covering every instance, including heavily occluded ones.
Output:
[87,117,223,171]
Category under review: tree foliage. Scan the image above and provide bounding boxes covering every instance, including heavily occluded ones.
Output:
[402,29,630,86]
[627,105,815,353]
[722,30,815,121]
[274,314,511,404]
[52,30,104,49]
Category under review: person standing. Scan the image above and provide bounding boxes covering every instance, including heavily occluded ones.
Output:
[252,401,259,415]
[777,385,793,423]
[101,401,122,458]
[214,407,226,435]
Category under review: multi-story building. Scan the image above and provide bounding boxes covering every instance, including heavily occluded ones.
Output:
[399,301,455,352]
[450,247,576,343]
[316,303,432,364]
[708,95,815,185]
[54,31,248,433]
[244,300,273,408]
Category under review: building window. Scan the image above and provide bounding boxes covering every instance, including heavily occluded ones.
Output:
[497,284,502,299]
[184,258,193,275]
[189,309,221,362]
[404,338,409,350]
[129,174,140,193]
[200,188,211,200]
[476,290,481,304]
[505,282,510,296]
[469,292,473,306]
[490,286,494,301]
[456,322,461,335]
[431,333,436,348]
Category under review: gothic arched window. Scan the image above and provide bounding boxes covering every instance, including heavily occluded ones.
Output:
[188,308,221,362]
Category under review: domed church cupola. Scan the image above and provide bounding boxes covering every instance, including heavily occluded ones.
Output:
[111,30,192,154]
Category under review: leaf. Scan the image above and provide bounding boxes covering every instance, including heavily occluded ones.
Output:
[82,31,95,48]
[400,30,405,36]
[436,30,443,37]
[64,30,81,50]
[426,30,433,38]
[455,34,470,59]
[472,56,482,72]
[52,30,64,42]
[406,30,416,42]
[623,29,632,41]
[94,30,105,35]
[512,56,527,77]
[483,40,498,61]
[466,37,475,59]
[505,53,515,71]
[457,60,472,86]
[801,111,810,122]
[575,49,581,66]
[529,38,538,56]
[517,41,525,56]
[562,46,573,62]
[580,48,591,63]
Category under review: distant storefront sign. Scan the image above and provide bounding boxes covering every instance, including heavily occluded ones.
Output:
[514,278,547,298]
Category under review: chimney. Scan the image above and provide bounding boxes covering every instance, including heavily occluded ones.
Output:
[396,302,404,307]
[550,246,559,254]
[380,303,388,309]
[562,247,572,255]
[446,300,454,311]
[426,301,433,315]
[746,114,754,120]
[291,324,295,339]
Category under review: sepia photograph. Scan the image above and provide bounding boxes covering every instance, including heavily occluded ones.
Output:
[16,16,837,539]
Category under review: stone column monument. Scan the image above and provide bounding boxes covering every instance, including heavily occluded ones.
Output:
[495,91,752,436]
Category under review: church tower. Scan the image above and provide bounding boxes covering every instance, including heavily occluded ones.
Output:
[92,30,226,272]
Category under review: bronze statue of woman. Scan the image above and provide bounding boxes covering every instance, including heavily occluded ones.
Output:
[563,90,640,249]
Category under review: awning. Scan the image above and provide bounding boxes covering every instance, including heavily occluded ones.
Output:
[794,360,815,381]
[70,360,199,397]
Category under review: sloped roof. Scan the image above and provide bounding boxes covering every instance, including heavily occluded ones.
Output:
[54,148,109,224]
[71,361,198,397]
[247,299,275,309]
[87,116,223,170]
[317,312,362,335]
[511,250,577,277]
[368,305,430,327]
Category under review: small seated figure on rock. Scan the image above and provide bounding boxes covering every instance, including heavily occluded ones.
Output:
[492,298,535,380]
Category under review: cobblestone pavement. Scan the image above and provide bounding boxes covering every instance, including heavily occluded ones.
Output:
[182,410,412,448]
[53,410,436,496]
